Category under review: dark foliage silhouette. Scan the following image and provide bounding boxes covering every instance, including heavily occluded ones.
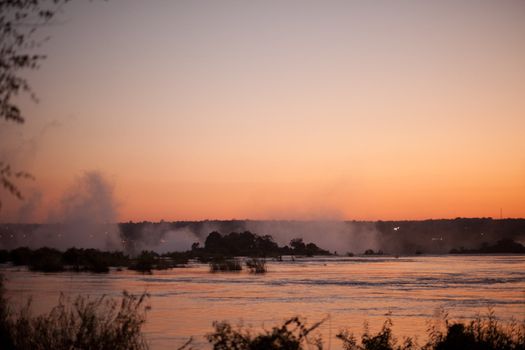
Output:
[0,274,150,350]
[209,258,242,272]
[337,311,525,350]
[198,231,330,258]
[0,0,72,208]
[450,239,525,254]
[245,258,266,274]
[207,316,326,350]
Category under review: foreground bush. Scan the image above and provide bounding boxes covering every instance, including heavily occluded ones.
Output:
[0,275,150,350]
[207,316,326,350]
[207,311,524,350]
[337,318,416,350]
[427,310,525,350]
[337,310,525,350]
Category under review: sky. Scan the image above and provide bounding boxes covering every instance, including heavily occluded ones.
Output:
[1,0,524,222]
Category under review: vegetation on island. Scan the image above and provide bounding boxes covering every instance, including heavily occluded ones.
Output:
[0,231,330,273]
[209,258,243,273]
[449,238,525,254]
[245,258,267,274]
[196,231,330,259]
[0,246,189,273]
[364,249,384,256]
[2,232,524,276]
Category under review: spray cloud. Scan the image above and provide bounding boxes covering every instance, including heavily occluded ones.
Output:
[26,171,122,250]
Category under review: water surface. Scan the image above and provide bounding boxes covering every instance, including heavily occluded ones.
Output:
[4,255,525,349]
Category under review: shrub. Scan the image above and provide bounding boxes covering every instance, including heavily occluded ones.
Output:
[28,247,64,272]
[128,251,157,273]
[0,275,15,349]
[0,250,9,263]
[207,316,325,350]
[338,318,417,350]
[427,309,525,350]
[162,251,190,266]
[63,248,119,273]
[337,310,525,350]
[9,247,32,266]
[0,275,150,350]
[245,258,267,274]
[363,249,384,256]
[87,259,111,273]
[209,258,242,272]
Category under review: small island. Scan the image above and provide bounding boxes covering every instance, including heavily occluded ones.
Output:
[0,231,331,273]
[449,239,525,254]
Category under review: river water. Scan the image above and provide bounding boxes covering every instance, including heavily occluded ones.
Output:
[3,255,525,349]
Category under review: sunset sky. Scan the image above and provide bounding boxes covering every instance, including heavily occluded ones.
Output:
[1,0,524,222]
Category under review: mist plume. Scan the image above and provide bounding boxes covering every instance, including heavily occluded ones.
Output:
[28,171,122,250]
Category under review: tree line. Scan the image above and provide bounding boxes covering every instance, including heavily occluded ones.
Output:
[0,231,331,273]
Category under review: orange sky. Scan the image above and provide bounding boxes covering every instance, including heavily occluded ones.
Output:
[1,0,524,222]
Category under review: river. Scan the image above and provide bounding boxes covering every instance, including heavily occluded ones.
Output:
[3,255,525,349]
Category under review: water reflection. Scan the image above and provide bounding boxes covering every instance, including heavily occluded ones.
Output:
[4,255,525,349]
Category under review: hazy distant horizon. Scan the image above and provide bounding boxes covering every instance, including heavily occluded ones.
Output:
[3,217,525,225]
